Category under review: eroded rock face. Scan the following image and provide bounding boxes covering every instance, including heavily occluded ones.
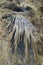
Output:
[1,14,38,65]
[0,0,43,65]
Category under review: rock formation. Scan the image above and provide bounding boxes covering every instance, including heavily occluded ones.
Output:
[0,0,43,65]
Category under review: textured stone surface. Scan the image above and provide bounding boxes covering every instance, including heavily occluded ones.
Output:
[0,0,43,65]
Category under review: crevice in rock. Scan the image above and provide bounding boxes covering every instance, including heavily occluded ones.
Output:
[28,34,34,65]
[1,3,34,13]
[25,6,32,11]
[3,3,24,12]
[7,0,13,2]
[39,6,43,13]
[10,28,16,54]
[17,30,25,57]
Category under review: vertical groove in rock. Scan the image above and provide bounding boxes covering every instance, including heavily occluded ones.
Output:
[10,28,16,54]
[17,30,25,57]
[29,34,34,65]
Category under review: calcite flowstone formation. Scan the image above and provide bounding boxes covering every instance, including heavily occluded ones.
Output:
[2,14,38,65]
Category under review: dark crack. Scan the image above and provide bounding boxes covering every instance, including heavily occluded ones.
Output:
[17,30,25,57]
[0,3,35,13]
[10,28,16,54]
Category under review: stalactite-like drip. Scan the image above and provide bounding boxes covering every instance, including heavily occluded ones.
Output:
[10,28,16,54]
[16,30,25,65]
[1,14,38,65]
[29,34,34,65]
[25,38,28,65]
[17,30,25,57]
